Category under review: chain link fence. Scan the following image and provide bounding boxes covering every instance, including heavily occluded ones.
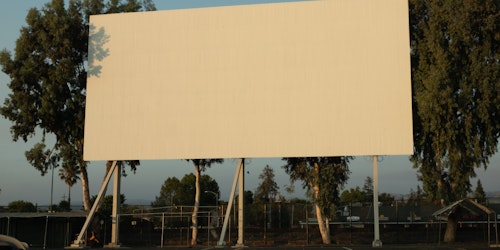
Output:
[1,202,497,247]
[114,202,498,247]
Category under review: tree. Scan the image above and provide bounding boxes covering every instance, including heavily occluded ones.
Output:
[185,159,223,246]
[90,194,126,217]
[152,174,220,208]
[254,165,279,204]
[151,172,221,242]
[473,179,486,204]
[151,177,182,207]
[362,176,373,203]
[235,190,255,205]
[243,190,254,205]
[340,187,366,205]
[1,0,88,209]
[406,186,427,207]
[58,199,72,212]
[409,0,499,243]
[378,193,395,207]
[282,157,350,244]
[0,0,155,212]
[59,163,79,205]
[7,200,37,212]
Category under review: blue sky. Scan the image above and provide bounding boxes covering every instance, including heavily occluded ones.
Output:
[0,1,498,206]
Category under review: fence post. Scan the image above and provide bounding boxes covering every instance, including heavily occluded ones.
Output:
[306,203,309,245]
[161,212,165,247]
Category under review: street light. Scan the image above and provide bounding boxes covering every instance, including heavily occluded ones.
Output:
[204,191,219,227]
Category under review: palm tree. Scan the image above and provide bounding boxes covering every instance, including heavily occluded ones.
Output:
[59,164,80,205]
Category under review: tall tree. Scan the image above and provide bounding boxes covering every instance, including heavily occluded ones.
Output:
[151,177,182,207]
[362,176,373,203]
[473,179,486,204]
[58,163,79,205]
[152,174,220,208]
[340,187,366,205]
[409,0,499,243]
[254,165,279,204]
[186,159,223,246]
[1,0,89,210]
[282,157,350,244]
[0,0,155,212]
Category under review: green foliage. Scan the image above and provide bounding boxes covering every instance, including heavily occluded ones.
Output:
[378,193,395,207]
[235,190,254,205]
[405,186,427,207]
[473,179,486,204]
[410,0,500,204]
[152,173,220,207]
[90,194,126,217]
[340,180,395,206]
[0,0,88,184]
[58,199,71,212]
[243,190,254,205]
[7,200,37,212]
[340,187,365,205]
[186,159,224,172]
[254,165,279,204]
[362,176,373,203]
[151,177,181,207]
[282,157,351,217]
[287,197,308,204]
[0,0,156,211]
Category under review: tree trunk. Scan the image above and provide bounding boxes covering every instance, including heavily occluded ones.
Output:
[68,184,71,204]
[103,161,113,185]
[191,163,201,246]
[313,162,331,244]
[443,212,457,243]
[80,166,91,211]
[315,203,331,244]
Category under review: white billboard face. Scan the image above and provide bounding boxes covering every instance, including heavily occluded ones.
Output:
[84,0,413,161]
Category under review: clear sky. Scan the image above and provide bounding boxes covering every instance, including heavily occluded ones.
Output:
[0,1,499,207]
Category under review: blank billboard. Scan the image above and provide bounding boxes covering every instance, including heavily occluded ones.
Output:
[84,0,413,161]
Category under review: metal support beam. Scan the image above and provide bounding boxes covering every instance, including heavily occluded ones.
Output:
[235,159,245,247]
[69,161,118,248]
[372,155,382,247]
[106,162,121,248]
[217,159,243,247]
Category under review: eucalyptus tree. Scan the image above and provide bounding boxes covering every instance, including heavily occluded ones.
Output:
[186,159,223,246]
[0,0,155,211]
[282,157,350,244]
[409,0,499,243]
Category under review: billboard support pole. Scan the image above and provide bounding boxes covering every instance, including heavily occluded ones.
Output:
[106,162,122,247]
[217,159,244,247]
[235,158,245,247]
[372,155,383,247]
[69,161,118,248]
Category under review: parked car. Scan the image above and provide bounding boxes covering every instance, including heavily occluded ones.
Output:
[0,235,29,250]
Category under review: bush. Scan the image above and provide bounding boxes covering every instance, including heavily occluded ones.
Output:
[7,200,36,212]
